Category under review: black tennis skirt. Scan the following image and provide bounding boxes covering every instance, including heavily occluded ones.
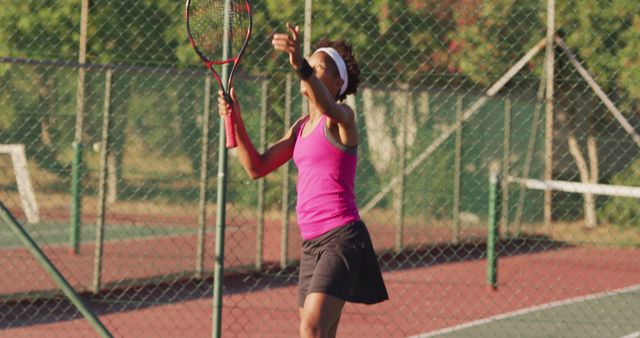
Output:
[298,220,389,308]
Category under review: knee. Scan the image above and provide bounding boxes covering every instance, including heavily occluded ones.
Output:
[299,318,321,338]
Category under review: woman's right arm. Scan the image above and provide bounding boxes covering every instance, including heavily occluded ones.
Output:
[219,88,302,180]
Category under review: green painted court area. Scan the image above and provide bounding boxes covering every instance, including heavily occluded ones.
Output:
[421,286,640,338]
[0,221,198,249]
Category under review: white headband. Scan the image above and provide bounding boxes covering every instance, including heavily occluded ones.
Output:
[314,47,349,96]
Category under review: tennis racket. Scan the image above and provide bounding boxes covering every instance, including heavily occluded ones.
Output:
[186,0,252,148]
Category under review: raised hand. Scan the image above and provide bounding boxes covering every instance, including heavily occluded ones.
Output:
[271,22,303,70]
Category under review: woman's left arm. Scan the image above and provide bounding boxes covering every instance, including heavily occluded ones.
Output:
[272,23,354,127]
[304,76,354,126]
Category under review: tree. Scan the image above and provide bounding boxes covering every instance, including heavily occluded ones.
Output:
[447,0,638,227]
[555,0,640,227]
[0,1,80,173]
[558,0,640,103]
[449,0,544,85]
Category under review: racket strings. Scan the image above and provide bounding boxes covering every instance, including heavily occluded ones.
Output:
[188,0,249,61]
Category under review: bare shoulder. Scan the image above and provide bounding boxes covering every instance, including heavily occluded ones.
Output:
[338,103,355,118]
[283,115,309,140]
[335,103,356,128]
[326,104,358,146]
[291,115,309,132]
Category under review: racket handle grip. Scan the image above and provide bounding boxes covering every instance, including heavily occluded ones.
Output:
[224,115,237,148]
[223,93,238,149]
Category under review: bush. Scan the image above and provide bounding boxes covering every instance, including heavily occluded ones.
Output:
[598,158,640,228]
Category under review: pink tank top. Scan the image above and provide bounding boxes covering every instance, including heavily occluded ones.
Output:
[293,114,361,240]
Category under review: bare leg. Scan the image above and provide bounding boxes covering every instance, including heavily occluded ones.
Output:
[299,292,345,338]
[327,307,343,338]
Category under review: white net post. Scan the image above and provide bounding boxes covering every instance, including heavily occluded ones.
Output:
[0,144,40,223]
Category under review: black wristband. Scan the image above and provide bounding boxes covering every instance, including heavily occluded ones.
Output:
[297,59,313,80]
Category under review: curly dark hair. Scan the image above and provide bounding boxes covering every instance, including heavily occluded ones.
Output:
[314,38,360,102]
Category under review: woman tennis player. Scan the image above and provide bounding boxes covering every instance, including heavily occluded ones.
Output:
[219,23,388,338]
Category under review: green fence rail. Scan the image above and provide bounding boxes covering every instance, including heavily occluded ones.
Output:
[0,202,112,338]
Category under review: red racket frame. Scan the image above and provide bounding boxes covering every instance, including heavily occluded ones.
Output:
[186,0,252,148]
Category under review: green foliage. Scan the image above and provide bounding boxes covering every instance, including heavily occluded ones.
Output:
[0,0,79,59]
[618,14,640,99]
[599,158,640,228]
[0,0,638,213]
[558,0,640,101]
[0,69,17,130]
[0,95,15,131]
[450,0,544,86]
[88,0,183,66]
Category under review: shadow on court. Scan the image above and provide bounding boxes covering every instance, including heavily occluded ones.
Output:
[0,235,566,330]
[377,235,567,272]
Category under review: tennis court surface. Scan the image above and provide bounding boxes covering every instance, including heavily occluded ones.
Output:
[2,0,640,336]
[1,226,638,337]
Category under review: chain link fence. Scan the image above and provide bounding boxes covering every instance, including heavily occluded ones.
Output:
[1,0,639,337]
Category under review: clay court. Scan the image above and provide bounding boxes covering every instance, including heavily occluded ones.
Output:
[2,0,640,337]
[2,206,639,337]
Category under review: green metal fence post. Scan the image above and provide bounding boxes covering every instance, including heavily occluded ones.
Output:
[256,79,268,270]
[92,69,113,293]
[301,0,312,116]
[544,0,556,229]
[212,1,233,336]
[501,97,511,237]
[453,96,463,244]
[70,141,83,254]
[280,73,293,269]
[487,172,501,291]
[70,0,90,255]
[394,88,408,252]
[196,75,212,279]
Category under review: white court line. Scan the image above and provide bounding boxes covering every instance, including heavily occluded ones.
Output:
[620,332,640,338]
[408,284,640,338]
